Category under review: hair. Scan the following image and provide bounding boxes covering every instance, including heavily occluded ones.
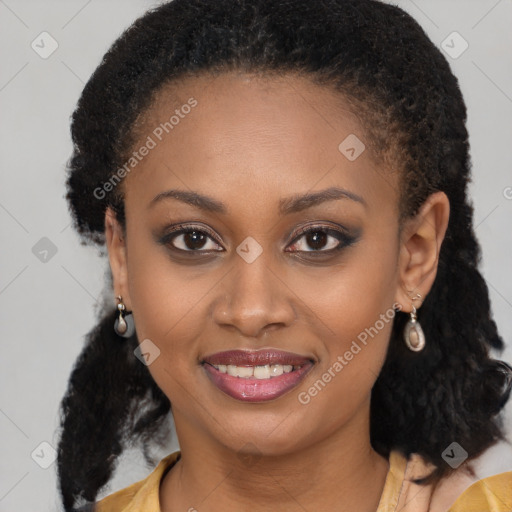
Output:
[57,0,512,510]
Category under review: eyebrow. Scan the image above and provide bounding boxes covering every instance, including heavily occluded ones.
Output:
[149,186,366,215]
[279,187,366,214]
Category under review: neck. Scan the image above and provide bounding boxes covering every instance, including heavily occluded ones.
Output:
[160,407,389,511]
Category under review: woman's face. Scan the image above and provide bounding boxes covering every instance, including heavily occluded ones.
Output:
[107,72,419,456]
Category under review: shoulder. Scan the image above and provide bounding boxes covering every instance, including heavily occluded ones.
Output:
[431,444,512,512]
[94,451,181,512]
[385,450,511,512]
[447,471,512,512]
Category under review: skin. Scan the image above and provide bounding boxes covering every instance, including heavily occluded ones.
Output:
[105,72,450,511]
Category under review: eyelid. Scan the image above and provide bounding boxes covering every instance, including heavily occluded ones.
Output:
[175,223,220,242]
[158,221,356,254]
[290,222,351,240]
[158,223,224,250]
[286,223,356,254]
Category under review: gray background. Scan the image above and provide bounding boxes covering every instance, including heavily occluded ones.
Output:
[0,1,511,510]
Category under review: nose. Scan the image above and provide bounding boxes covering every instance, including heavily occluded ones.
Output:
[212,251,296,339]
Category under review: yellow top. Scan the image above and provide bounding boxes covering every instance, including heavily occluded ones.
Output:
[95,450,512,512]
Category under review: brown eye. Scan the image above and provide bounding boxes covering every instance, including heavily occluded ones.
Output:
[176,230,210,250]
[287,225,356,254]
[159,224,223,252]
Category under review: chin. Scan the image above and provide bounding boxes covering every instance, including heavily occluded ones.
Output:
[211,409,315,457]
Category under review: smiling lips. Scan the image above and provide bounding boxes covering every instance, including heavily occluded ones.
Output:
[202,349,314,402]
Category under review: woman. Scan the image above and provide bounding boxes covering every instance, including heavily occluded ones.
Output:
[56,0,512,510]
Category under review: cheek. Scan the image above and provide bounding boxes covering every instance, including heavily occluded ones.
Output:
[322,261,398,358]
[125,252,209,405]
[293,236,399,413]
[124,231,208,364]
[292,231,399,353]
[295,301,396,441]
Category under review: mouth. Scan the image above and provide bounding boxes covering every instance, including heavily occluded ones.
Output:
[201,349,315,402]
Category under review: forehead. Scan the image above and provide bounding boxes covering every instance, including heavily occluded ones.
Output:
[140,71,363,149]
[123,71,399,216]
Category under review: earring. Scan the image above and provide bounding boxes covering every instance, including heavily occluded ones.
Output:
[114,295,135,338]
[403,293,425,352]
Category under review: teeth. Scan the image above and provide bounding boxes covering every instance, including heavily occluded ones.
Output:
[227,365,253,378]
[212,363,299,379]
[270,364,283,377]
[253,365,270,379]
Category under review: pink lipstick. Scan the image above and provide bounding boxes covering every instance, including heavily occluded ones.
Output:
[202,349,314,402]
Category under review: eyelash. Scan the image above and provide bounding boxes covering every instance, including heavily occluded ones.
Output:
[158,223,357,256]
[287,224,356,254]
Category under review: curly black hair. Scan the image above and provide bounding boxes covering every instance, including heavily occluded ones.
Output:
[57,0,512,510]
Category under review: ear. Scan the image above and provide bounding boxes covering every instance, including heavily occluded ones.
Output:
[105,206,132,309]
[394,191,450,312]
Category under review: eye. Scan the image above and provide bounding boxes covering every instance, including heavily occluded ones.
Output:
[286,224,356,253]
[159,224,223,252]
[158,223,357,255]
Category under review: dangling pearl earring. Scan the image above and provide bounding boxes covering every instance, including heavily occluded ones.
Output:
[403,293,425,352]
[114,295,135,338]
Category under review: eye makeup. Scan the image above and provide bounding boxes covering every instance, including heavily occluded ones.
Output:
[154,220,361,261]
